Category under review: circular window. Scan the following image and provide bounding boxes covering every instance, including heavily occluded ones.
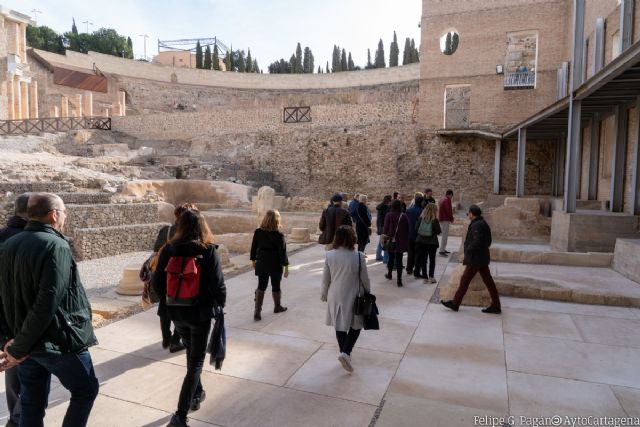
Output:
[440,30,460,55]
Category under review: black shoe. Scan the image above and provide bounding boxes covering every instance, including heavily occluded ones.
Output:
[168,413,189,427]
[162,337,171,349]
[443,250,451,254]
[169,340,185,353]
[384,273,392,280]
[439,251,448,257]
[481,306,502,314]
[441,300,459,312]
[406,268,413,275]
[190,390,206,411]
[413,274,421,279]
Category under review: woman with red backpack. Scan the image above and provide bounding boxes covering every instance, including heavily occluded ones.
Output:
[152,209,226,427]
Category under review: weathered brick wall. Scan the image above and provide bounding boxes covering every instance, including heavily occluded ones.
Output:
[64,203,159,236]
[73,222,169,260]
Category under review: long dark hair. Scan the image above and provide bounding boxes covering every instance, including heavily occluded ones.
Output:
[171,209,214,247]
[332,225,356,250]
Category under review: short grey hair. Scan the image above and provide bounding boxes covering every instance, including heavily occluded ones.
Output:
[27,193,64,221]
[14,192,31,216]
[358,194,368,203]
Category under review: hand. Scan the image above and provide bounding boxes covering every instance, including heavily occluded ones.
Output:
[2,340,26,370]
[284,270,289,278]
[252,260,256,269]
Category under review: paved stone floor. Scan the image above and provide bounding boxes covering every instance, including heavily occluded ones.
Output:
[1,237,640,426]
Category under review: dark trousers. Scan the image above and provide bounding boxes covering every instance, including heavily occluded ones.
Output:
[357,242,367,253]
[18,350,99,427]
[173,320,211,419]
[415,243,438,278]
[5,366,21,425]
[406,239,416,272]
[387,252,404,270]
[335,328,361,355]
[160,312,173,343]
[454,265,501,308]
[257,273,282,292]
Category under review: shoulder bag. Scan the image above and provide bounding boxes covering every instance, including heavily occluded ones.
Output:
[382,213,404,251]
[353,252,375,316]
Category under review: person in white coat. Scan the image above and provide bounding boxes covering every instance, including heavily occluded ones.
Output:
[321,225,371,373]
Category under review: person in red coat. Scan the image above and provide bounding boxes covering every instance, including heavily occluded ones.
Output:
[382,200,409,287]
[438,190,454,256]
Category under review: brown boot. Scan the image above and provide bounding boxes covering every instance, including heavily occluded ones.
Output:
[254,290,265,321]
[273,291,288,313]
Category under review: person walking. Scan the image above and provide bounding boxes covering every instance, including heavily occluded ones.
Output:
[0,192,30,427]
[354,195,372,254]
[405,195,424,277]
[438,190,454,256]
[318,193,352,250]
[375,195,392,262]
[152,204,199,353]
[152,209,227,427]
[321,226,371,373]
[382,200,409,287]
[0,193,99,427]
[347,194,360,225]
[415,203,442,283]
[441,205,501,314]
[250,209,289,321]
[423,188,436,205]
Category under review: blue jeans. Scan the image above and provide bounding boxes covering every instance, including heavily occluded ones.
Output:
[173,320,211,419]
[376,241,389,263]
[18,350,99,427]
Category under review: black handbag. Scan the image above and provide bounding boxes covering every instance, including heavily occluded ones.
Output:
[353,253,375,316]
[381,213,404,251]
[363,301,379,330]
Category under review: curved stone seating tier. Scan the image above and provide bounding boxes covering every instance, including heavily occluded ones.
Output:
[73,222,170,260]
[58,192,112,205]
[0,181,76,194]
[64,203,160,236]
[116,264,144,296]
[288,227,311,243]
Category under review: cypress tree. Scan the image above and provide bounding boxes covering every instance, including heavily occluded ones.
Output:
[295,42,303,73]
[366,48,373,69]
[318,65,322,73]
[389,31,399,66]
[340,48,347,71]
[246,48,253,72]
[303,46,311,73]
[444,33,452,54]
[410,38,419,62]
[72,18,78,35]
[56,36,65,54]
[212,44,221,70]
[403,37,411,65]
[374,39,386,68]
[332,46,340,72]
[347,52,354,71]
[310,51,314,73]
[204,45,212,69]
[225,45,233,71]
[289,53,297,73]
[451,33,459,53]
[195,41,203,69]
[237,50,246,72]
[326,61,330,74]
[253,59,259,73]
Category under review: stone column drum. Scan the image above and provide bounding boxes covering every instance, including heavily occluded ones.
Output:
[116,264,144,296]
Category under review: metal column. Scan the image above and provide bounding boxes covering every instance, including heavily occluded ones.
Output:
[516,129,526,197]
[610,105,628,212]
[493,139,502,195]
[630,97,640,215]
[588,115,601,200]
[620,0,635,53]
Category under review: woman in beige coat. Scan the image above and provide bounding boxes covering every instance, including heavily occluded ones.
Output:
[321,225,371,373]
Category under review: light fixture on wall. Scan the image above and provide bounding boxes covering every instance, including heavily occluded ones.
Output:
[496,65,504,74]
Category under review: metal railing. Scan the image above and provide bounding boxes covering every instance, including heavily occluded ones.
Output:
[0,116,111,135]
[504,71,536,89]
[283,107,311,123]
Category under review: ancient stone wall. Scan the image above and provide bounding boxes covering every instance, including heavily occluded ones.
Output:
[499,139,555,195]
[73,222,168,260]
[64,203,159,236]
[0,181,76,193]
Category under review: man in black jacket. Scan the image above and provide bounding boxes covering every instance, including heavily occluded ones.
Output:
[0,193,99,427]
[0,192,30,427]
[375,195,392,262]
[441,205,501,314]
[318,194,352,250]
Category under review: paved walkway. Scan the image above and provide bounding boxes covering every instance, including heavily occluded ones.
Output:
[2,238,640,426]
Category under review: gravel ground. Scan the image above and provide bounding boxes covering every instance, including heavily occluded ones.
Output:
[77,251,150,295]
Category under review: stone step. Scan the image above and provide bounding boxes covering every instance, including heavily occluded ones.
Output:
[73,222,169,261]
[0,181,76,194]
[65,203,159,236]
[58,192,112,205]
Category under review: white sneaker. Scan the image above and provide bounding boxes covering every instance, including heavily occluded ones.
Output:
[338,352,353,373]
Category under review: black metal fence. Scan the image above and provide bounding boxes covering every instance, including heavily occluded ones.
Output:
[0,116,111,135]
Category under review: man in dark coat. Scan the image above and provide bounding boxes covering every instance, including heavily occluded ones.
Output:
[318,194,352,249]
[0,192,30,427]
[441,205,501,314]
[375,195,392,262]
[0,193,99,426]
[405,196,424,276]
[347,194,360,224]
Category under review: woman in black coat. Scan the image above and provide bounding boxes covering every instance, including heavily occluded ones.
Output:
[250,209,289,321]
[355,195,372,253]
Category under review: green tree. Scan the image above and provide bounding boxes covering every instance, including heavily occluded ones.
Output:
[195,41,203,69]
[366,48,373,69]
[303,46,314,73]
[403,37,411,65]
[347,52,354,71]
[332,45,340,72]
[389,31,399,67]
[340,48,347,71]
[253,59,260,73]
[212,44,221,70]
[318,65,322,73]
[374,38,386,68]
[410,38,419,62]
[293,42,302,73]
[225,46,234,71]
[246,48,253,72]
[26,25,65,54]
[237,50,246,72]
[204,45,212,69]
[71,18,78,35]
[326,60,330,73]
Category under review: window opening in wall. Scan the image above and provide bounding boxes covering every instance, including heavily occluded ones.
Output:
[612,30,621,60]
[504,32,538,89]
[439,30,459,55]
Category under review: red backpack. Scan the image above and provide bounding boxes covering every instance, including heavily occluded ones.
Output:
[165,255,202,306]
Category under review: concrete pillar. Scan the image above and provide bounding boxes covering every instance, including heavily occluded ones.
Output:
[620,0,635,53]
[118,90,126,116]
[20,81,29,120]
[83,91,93,116]
[593,18,605,75]
[115,102,123,116]
[587,115,600,200]
[29,80,38,119]
[52,106,59,118]
[60,96,69,117]
[13,77,21,120]
[493,139,501,194]
[610,105,628,212]
[75,94,83,117]
[516,128,526,197]
[630,98,640,215]
[104,108,110,117]
[6,77,15,120]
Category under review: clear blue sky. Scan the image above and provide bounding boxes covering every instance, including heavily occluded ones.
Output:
[5,0,421,71]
